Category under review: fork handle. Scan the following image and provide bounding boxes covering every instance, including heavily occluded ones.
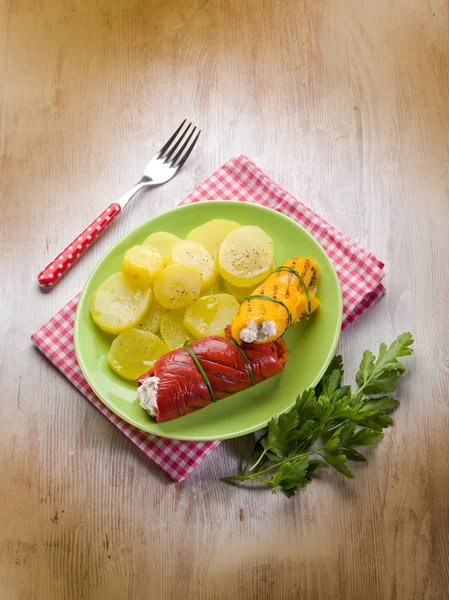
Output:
[37,203,121,289]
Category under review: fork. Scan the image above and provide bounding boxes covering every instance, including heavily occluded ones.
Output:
[37,120,201,290]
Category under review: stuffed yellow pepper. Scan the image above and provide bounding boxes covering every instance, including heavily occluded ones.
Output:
[231,257,320,344]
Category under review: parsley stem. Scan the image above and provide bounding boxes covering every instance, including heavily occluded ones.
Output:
[322,422,345,436]
[353,374,380,403]
[248,449,267,472]
[222,475,273,484]
[250,449,324,478]
[242,448,257,475]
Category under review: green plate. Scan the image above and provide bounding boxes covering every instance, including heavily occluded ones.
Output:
[74,201,342,441]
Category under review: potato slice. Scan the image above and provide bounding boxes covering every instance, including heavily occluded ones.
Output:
[108,329,168,380]
[204,275,224,295]
[136,301,166,333]
[187,219,241,257]
[122,244,164,288]
[184,293,240,338]
[160,310,193,350]
[224,263,274,301]
[171,240,217,291]
[144,231,180,263]
[91,273,152,334]
[224,279,258,301]
[154,264,202,309]
[218,226,274,287]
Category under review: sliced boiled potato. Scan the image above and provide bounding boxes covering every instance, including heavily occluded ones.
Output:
[136,301,166,333]
[154,264,202,309]
[204,275,224,295]
[91,272,152,334]
[218,226,274,288]
[108,329,169,380]
[144,231,180,263]
[184,293,240,338]
[224,279,258,301]
[122,244,164,288]
[160,310,193,350]
[171,240,217,291]
[187,219,241,257]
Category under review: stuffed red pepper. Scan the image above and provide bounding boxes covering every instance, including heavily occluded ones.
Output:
[137,326,288,422]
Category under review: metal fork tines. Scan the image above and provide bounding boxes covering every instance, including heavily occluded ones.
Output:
[158,120,201,168]
[143,120,201,185]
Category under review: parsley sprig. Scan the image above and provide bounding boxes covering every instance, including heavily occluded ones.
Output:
[223,332,414,497]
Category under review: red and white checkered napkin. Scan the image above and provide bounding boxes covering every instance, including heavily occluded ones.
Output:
[32,155,385,482]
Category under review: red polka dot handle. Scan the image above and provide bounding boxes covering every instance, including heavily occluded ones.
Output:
[37,203,121,289]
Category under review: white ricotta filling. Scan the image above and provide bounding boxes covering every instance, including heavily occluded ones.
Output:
[240,320,277,343]
[137,376,160,418]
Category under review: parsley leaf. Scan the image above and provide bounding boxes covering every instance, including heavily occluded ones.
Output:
[272,457,311,497]
[356,414,394,431]
[342,448,367,462]
[341,427,384,447]
[316,354,344,395]
[322,452,354,479]
[295,388,318,418]
[323,426,344,451]
[356,350,376,387]
[264,410,301,460]
[358,396,400,415]
[355,332,414,397]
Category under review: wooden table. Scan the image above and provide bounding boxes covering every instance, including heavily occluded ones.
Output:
[1,1,448,598]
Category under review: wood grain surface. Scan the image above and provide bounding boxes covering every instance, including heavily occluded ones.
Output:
[1,0,448,598]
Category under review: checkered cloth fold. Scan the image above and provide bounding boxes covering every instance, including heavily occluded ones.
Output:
[32,155,384,482]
